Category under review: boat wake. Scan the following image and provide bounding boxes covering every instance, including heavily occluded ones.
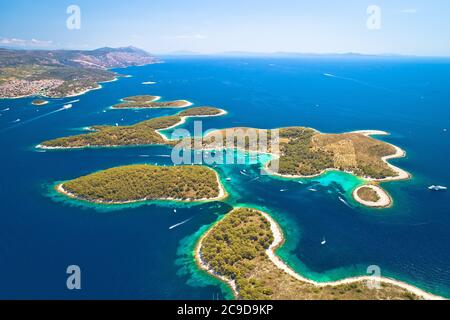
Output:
[323,73,388,91]
[0,102,75,132]
[338,196,352,208]
[169,218,193,230]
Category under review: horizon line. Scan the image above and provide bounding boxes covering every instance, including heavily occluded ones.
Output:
[1,45,450,59]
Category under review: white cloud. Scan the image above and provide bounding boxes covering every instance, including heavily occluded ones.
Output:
[163,34,207,40]
[0,37,53,47]
[401,8,418,14]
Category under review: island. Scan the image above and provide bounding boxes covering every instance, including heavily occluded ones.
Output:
[31,99,49,106]
[197,207,442,300]
[202,127,409,208]
[111,95,192,109]
[0,47,159,99]
[57,164,227,204]
[40,114,406,208]
[37,106,225,149]
[353,185,391,208]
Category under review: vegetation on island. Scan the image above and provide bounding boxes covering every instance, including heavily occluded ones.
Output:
[199,207,420,300]
[39,107,224,148]
[122,95,160,102]
[112,95,190,109]
[204,126,399,180]
[357,186,381,202]
[31,99,48,106]
[179,107,224,117]
[276,127,398,178]
[60,164,223,203]
[40,116,180,148]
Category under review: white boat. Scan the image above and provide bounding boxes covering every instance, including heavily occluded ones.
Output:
[12,118,21,123]
[309,188,318,192]
[280,189,288,192]
[428,185,447,191]
[169,218,192,230]
[321,238,327,245]
[226,178,232,181]
[62,104,72,110]
[338,196,351,207]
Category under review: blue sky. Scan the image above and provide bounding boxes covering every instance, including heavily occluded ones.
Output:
[1,0,450,56]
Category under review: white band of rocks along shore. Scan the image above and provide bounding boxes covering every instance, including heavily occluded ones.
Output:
[260,210,444,300]
[196,208,445,300]
[56,166,227,204]
[353,185,392,208]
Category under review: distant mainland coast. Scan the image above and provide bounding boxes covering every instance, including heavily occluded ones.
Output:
[196,207,444,300]
[0,46,159,99]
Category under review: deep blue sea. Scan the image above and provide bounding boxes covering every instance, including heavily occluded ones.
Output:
[0,56,449,299]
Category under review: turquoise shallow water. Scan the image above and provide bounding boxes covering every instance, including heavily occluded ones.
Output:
[0,56,449,299]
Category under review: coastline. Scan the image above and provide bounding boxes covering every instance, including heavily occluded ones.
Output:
[1,77,115,100]
[155,109,228,141]
[55,166,228,205]
[194,215,239,298]
[352,130,411,182]
[195,208,445,300]
[202,127,410,184]
[260,209,444,300]
[263,133,410,182]
[36,108,228,150]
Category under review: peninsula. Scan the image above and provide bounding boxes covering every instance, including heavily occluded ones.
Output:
[197,207,442,300]
[57,164,227,204]
[37,106,225,149]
